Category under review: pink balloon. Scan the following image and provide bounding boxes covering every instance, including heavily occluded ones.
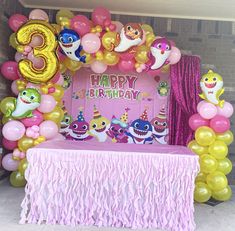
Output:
[8,14,27,32]
[113,21,124,33]
[15,52,26,62]
[210,115,230,133]
[71,15,91,36]
[51,72,64,85]
[118,59,135,72]
[147,69,161,77]
[27,51,44,69]
[2,153,19,171]
[2,138,17,150]
[197,100,207,113]
[1,61,19,81]
[2,120,25,141]
[119,52,135,61]
[29,35,43,47]
[217,102,234,118]
[92,7,111,27]
[37,95,56,113]
[39,120,59,139]
[21,110,43,127]
[29,9,49,21]
[81,33,101,53]
[90,61,107,74]
[51,133,65,141]
[11,80,19,95]
[188,113,209,131]
[168,47,181,65]
[198,102,217,119]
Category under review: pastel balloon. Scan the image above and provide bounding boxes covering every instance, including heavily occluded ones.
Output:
[11,80,19,96]
[113,21,124,32]
[51,133,65,141]
[209,115,230,133]
[92,7,111,27]
[29,35,43,47]
[195,126,216,146]
[18,136,34,152]
[90,61,107,74]
[8,14,27,32]
[29,9,49,21]
[0,97,16,116]
[119,52,135,61]
[15,52,26,63]
[1,61,19,81]
[21,110,43,127]
[200,154,218,173]
[217,101,234,118]
[37,95,56,113]
[194,182,212,203]
[208,140,228,160]
[198,102,217,119]
[212,186,232,201]
[43,106,64,124]
[27,51,45,69]
[187,140,208,156]
[71,15,91,36]
[51,73,64,86]
[206,171,228,191]
[2,120,25,141]
[188,113,209,131]
[118,59,135,72]
[10,171,26,187]
[216,130,234,146]
[2,153,19,171]
[197,100,207,113]
[217,158,232,175]
[56,9,74,25]
[168,47,181,65]
[51,85,64,101]
[81,33,101,54]
[195,172,207,183]
[39,120,59,139]
[2,138,17,150]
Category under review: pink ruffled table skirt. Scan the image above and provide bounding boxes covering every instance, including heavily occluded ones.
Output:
[20,141,199,231]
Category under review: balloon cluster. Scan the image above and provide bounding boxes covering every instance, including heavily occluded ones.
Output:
[188,70,234,202]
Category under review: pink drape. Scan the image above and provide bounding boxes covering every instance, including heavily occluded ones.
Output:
[169,55,201,145]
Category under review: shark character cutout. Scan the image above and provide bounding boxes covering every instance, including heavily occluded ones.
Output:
[58,28,86,63]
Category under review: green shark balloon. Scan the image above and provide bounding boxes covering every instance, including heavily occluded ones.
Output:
[12,88,41,119]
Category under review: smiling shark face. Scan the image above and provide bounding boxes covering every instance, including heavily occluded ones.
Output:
[60,114,73,135]
[58,29,81,51]
[129,119,153,139]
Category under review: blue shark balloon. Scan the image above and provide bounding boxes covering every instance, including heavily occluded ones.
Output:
[58,28,86,63]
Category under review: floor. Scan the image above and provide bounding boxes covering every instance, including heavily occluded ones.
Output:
[0,179,234,231]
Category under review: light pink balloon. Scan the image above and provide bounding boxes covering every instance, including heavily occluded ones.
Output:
[90,61,107,73]
[147,69,161,77]
[2,153,19,171]
[188,113,210,131]
[81,33,101,53]
[197,100,207,113]
[1,61,19,81]
[51,133,65,141]
[8,14,27,32]
[37,95,56,113]
[51,72,64,85]
[217,102,234,118]
[2,120,26,141]
[2,138,17,150]
[118,59,135,72]
[27,51,44,69]
[29,9,49,21]
[71,15,91,36]
[168,47,181,65]
[92,7,111,27]
[113,21,124,33]
[11,80,19,95]
[29,35,43,47]
[198,102,217,119]
[119,52,135,61]
[15,52,26,62]
[21,110,43,127]
[210,115,230,133]
[39,120,59,139]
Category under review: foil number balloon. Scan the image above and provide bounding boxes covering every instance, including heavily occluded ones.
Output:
[16,20,59,83]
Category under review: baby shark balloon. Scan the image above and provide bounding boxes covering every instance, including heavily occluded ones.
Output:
[12,88,41,119]
[199,70,224,107]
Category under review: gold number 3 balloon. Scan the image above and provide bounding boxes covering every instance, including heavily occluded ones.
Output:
[16,20,59,83]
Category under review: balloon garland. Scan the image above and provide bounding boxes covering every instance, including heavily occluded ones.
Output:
[188,70,234,202]
[1,7,182,187]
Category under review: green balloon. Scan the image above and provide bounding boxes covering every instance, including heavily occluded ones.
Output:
[10,171,26,187]
[0,97,16,116]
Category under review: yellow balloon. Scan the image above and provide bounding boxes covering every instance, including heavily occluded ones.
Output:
[134,45,149,63]
[56,9,74,25]
[195,126,216,146]
[206,171,228,191]
[194,182,212,203]
[103,51,119,65]
[10,171,26,187]
[195,172,207,183]
[16,20,59,83]
[2,115,13,124]
[18,158,28,175]
[200,154,218,173]
[217,158,232,175]
[43,106,64,124]
[0,97,16,116]
[187,140,208,156]
[146,33,155,47]
[18,136,34,152]
[63,57,82,71]
[212,186,232,201]
[141,24,153,35]
[216,130,234,146]
[102,32,119,51]
[209,140,228,160]
[59,62,67,73]
[51,84,64,101]
[9,33,19,49]
[51,24,61,34]
[161,64,170,73]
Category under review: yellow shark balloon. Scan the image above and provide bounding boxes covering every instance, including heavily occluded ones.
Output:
[199,70,225,107]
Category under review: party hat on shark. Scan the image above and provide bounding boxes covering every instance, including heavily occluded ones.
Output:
[140,108,149,121]
[93,105,101,119]
[120,108,130,124]
[77,107,85,122]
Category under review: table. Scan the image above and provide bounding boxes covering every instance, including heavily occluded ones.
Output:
[20,140,199,231]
